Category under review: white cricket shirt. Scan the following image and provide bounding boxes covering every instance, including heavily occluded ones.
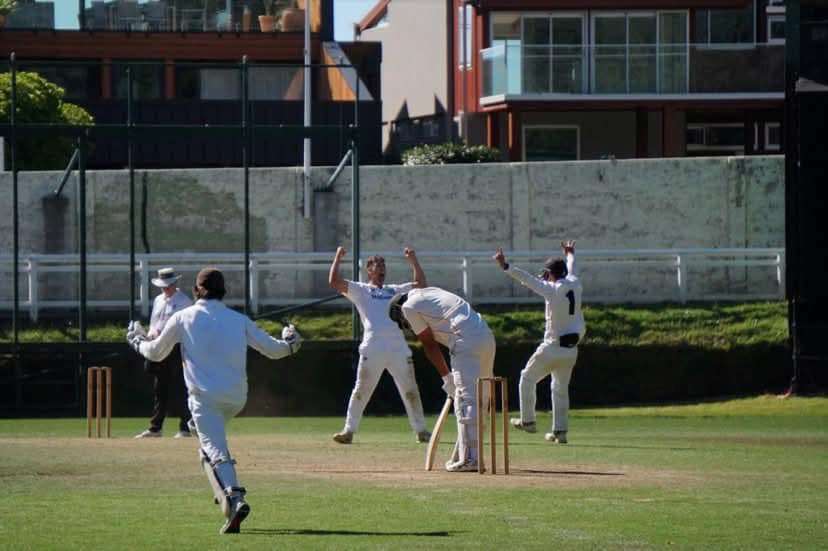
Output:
[345,280,415,354]
[505,253,586,343]
[401,287,489,350]
[148,289,192,337]
[139,299,292,404]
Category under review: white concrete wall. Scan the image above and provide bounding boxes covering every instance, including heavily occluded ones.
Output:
[0,156,784,305]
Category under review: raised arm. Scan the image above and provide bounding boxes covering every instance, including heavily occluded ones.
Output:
[562,240,576,276]
[493,247,556,298]
[328,246,349,294]
[245,318,299,360]
[404,247,427,288]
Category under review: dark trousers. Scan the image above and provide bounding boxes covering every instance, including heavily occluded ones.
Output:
[146,345,192,433]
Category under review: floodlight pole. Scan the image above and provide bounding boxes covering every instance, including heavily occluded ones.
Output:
[242,56,251,314]
[78,133,88,344]
[351,72,361,343]
[10,53,21,410]
[302,2,312,219]
[128,66,136,321]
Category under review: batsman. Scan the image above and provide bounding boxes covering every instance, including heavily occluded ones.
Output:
[127,267,302,534]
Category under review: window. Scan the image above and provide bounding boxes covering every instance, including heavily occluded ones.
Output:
[695,1,756,44]
[765,123,782,151]
[768,15,785,43]
[199,69,241,100]
[592,11,687,94]
[113,63,164,100]
[20,65,100,100]
[523,126,580,161]
[458,5,473,70]
[686,123,745,154]
[249,67,303,100]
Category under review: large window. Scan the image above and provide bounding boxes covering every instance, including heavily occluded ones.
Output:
[695,1,756,44]
[113,63,164,100]
[592,12,687,94]
[521,14,586,94]
[524,126,580,161]
[686,123,745,154]
[20,64,101,100]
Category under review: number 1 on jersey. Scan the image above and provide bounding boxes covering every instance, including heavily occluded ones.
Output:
[566,290,575,315]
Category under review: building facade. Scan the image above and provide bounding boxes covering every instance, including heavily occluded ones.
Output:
[466,0,785,161]
[0,0,383,168]
[359,0,785,162]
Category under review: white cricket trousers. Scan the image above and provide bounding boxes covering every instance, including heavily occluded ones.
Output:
[344,350,427,433]
[519,341,578,432]
[189,393,245,490]
[450,329,496,463]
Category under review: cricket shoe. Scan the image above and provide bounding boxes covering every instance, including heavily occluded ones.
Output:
[416,430,432,443]
[544,431,568,444]
[510,418,537,433]
[332,431,353,444]
[445,458,478,472]
[134,429,162,439]
[219,490,250,534]
[173,430,192,439]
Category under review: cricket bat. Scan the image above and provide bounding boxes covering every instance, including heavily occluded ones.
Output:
[425,397,453,471]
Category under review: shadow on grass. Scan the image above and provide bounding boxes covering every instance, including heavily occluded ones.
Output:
[516,469,624,477]
[245,528,456,537]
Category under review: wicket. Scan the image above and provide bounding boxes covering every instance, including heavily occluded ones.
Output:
[476,376,509,475]
[87,367,112,438]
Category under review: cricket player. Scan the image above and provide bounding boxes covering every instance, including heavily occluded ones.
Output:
[329,246,430,444]
[127,267,301,534]
[494,241,585,444]
[389,287,496,472]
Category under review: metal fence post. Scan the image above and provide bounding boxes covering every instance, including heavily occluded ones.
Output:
[140,258,150,317]
[676,254,687,304]
[249,257,259,315]
[28,258,38,323]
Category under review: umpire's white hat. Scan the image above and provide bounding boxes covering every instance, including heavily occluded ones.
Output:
[151,267,182,288]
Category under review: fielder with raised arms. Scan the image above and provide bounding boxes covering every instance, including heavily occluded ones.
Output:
[126,267,302,534]
[389,287,496,472]
[494,241,586,444]
[329,247,430,444]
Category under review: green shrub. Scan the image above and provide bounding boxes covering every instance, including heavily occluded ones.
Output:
[402,142,501,165]
[0,71,94,170]
[0,0,17,17]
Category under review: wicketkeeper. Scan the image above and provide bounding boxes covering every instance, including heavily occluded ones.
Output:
[126,267,302,534]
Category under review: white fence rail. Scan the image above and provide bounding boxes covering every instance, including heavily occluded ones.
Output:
[0,248,784,321]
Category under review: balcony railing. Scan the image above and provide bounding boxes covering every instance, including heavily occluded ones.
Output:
[481,42,785,100]
[2,1,321,33]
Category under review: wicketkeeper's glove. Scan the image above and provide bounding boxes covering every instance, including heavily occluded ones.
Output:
[126,321,147,354]
[281,324,302,354]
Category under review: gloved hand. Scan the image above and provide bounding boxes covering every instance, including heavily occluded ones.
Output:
[126,321,147,354]
[281,324,302,354]
[441,373,456,398]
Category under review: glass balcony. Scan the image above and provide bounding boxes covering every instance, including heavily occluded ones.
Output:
[1,1,321,33]
[481,42,785,100]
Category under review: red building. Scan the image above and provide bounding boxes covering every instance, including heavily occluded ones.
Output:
[0,1,382,167]
[360,0,784,162]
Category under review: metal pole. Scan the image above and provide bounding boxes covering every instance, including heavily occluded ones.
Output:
[78,0,86,30]
[302,0,312,219]
[351,69,360,343]
[128,66,136,321]
[10,53,19,347]
[78,133,87,343]
[242,56,251,314]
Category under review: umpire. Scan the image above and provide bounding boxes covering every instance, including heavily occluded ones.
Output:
[134,267,193,439]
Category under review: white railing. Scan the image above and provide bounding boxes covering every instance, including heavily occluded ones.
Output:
[0,249,784,321]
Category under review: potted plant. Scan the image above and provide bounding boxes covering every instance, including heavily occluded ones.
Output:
[280,0,305,32]
[0,0,18,29]
[258,0,275,32]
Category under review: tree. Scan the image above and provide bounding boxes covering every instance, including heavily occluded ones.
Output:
[0,71,94,170]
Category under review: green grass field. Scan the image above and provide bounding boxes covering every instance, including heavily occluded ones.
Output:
[2,395,826,550]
